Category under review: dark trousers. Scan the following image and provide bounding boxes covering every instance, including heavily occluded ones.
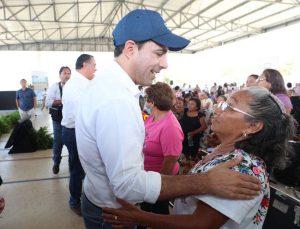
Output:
[81,192,112,229]
[62,127,85,207]
[52,120,63,165]
[81,192,136,229]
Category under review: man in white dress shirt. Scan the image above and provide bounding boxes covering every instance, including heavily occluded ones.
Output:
[45,67,71,174]
[62,54,96,216]
[75,9,261,228]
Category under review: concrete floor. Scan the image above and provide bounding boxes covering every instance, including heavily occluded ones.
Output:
[0,110,85,229]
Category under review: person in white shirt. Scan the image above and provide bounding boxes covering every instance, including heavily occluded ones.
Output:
[41,88,47,111]
[45,67,71,174]
[75,9,261,228]
[61,54,96,216]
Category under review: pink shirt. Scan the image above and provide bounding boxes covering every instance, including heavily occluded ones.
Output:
[143,111,183,175]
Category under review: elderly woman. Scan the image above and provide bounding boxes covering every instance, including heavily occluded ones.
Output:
[257,68,293,113]
[103,86,296,229]
[140,82,183,220]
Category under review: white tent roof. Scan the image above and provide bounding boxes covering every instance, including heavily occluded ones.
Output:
[1,0,300,53]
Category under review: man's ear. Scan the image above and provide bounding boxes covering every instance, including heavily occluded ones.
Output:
[123,40,137,59]
[82,61,88,68]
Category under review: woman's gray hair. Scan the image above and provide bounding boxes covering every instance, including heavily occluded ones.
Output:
[235,86,297,170]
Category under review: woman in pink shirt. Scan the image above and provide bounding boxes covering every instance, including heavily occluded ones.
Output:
[140,82,183,224]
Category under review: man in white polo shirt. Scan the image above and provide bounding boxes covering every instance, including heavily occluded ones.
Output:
[76,9,261,228]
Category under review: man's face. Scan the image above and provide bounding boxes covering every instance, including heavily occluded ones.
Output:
[133,41,168,86]
[20,80,27,89]
[84,57,97,79]
[246,76,257,87]
[60,68,71,84]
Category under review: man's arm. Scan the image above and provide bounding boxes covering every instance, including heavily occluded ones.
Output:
[52,100,62,107]
[16,91,19,109]
[33,96,37,109]
[158,157,261,201]
[45,85,62,108]
[16,99,19,109]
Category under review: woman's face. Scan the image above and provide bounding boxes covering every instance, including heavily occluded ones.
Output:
[187,100,198,112]
[175,99,183,109]
[257,73,271,90]
[184,96,190,102]
[211,91,251,139]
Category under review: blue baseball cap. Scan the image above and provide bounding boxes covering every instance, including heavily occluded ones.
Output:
[112,9,190,51]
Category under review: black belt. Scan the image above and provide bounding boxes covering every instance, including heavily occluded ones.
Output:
[83,191,102,210]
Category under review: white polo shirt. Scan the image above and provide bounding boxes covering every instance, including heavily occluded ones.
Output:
[75,61,161,208]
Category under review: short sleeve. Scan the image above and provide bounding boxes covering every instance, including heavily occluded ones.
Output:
[160,124,183,157]
[32,89,37,97]
[197,193,264,224]
[194,151,269,225]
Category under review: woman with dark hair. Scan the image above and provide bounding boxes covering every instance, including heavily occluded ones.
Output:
[180,97,207,160]
[172,97,184,120]
[257,68,293,113]
[139,82,183,222]
[217,85,225,97]
[103,86,296,229]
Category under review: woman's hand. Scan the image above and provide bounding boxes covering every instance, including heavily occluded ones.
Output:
[187,132,194,139]
[103,199,143,228]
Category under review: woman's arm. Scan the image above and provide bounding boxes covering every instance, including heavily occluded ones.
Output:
[188,117,207,136]
[160,156,179,175]
[103,198,228,229]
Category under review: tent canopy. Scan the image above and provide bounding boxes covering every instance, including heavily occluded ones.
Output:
[1,0,300,53]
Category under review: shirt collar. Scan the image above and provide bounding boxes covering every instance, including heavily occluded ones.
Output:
[74,71,90,82]
[112,60,140,97]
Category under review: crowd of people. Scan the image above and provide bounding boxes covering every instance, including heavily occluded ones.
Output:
[9,8,300,229]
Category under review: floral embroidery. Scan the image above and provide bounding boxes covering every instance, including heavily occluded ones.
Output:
[252,167,261,175]
[261,197,269,208]
[189,149,270,226]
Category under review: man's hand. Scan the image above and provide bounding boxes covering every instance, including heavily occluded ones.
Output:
[103,199,141,229]
[204,157,261,199]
